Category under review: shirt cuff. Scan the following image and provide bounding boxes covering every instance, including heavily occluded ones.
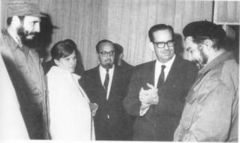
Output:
[139,103,150,116]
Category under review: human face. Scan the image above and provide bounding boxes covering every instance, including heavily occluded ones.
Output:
[98,42,115,69]
[184,37,208,68]
[55,51,77,73]
[152,29,175,63]
[17,16,40,41]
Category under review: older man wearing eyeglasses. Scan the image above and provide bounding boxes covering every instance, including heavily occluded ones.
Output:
[80,39,133,140]
[123,24,198,141]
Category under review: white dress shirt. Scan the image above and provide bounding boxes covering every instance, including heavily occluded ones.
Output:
[99,65,115,100]
[154,55,176,87]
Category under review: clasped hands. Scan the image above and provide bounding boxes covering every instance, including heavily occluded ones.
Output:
[139,83,159,106]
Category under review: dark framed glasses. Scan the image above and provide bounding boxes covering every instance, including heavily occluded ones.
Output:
[99,51,115,56]
[153,40,174,49]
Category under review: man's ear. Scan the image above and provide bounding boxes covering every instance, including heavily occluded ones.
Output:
[149,42,154,52]
[11,16,21,27]
[202,39,214,50]
[97,53,100,59]
[203,39,213,47]
[119,53,123,59]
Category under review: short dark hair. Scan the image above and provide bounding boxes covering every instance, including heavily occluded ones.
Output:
[51,40,77,60]
[63,39,77,49]
[96,39,114,53]
[183,21,226,49]
[7,16,25,26]
[148,24,174,42]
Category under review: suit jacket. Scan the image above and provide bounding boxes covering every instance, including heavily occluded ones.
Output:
[80,66,133,140]
[123,56,198,141]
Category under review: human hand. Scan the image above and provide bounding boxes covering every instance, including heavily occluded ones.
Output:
[89,102,98,117]
[139,83,159,105]
[139,87,149,105]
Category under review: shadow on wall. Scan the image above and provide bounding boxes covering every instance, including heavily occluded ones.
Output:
[174,33,184,57]
[225,25,239,63]
[226,36,239,63]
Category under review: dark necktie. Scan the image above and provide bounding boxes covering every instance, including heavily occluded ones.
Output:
[157,65,166,88]
[104,69,109,90]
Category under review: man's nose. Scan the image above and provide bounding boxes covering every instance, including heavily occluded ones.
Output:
[105,53,112,58]
[34,24,40,33]
[163,43,170,49]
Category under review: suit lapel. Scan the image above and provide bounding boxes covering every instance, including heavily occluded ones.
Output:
[107,67,119,101]
[150,61,156,85]
[94,66,107,96]
[164,56,182,86]
[142,61,155,89]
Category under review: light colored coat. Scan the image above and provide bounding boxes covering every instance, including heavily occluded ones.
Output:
[174,52,238,142]
[47,66,94,140]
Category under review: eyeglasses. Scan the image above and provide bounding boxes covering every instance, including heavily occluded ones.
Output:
[99,51,115,56]
[153,40,174,49]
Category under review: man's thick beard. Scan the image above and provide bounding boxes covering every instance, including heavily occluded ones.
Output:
[200,49,208,66]
[196,49,208,69]
[17,27,38,48]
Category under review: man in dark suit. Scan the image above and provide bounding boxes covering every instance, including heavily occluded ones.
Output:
[80,39,132,140]
[123,24,198,141]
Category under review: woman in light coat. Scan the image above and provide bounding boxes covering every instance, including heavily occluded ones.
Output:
[47,40,96,140]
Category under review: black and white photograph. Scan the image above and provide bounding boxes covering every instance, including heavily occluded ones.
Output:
[0,0,239,142]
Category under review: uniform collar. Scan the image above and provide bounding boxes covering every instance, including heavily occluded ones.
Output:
[2,29,28,53]
[186,51,234,103]
[155,54,176,68]
[199,51,234,77]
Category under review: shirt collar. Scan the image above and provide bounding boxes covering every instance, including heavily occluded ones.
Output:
[5,29,23,47]
[186,52,234,104]
[156,54,176,68]
[2,29,18,49]
[2,29,27,52]
[154,55,176,86]
[99,65,115,74]
[199,52,234,76]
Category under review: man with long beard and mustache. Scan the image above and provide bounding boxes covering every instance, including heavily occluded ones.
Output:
[0,1,49,139]
[174,21,238,142]
[80,39,133,140]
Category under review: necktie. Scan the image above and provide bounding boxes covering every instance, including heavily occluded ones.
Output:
[157,65,166,88]
[104,69,109,90]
